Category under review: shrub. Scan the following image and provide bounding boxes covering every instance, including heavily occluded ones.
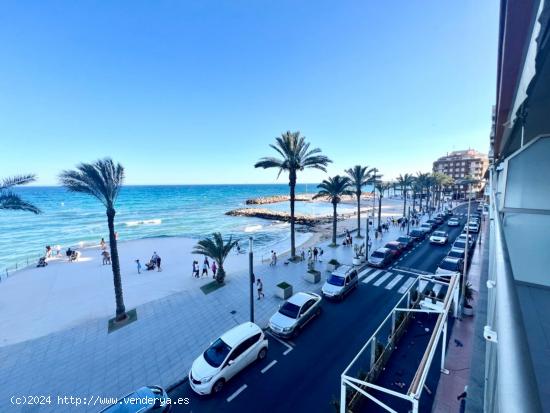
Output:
[277,281,291,289]
[328,258,340,266]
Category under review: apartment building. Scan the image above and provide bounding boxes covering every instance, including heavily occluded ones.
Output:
[432,149,489,197]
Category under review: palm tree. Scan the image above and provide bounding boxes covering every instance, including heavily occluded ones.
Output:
[415,172,429,211]
[255,131,331,258]
[313,175,352,246]
[396,173,414,217]
[0,174,41,214]
[345,165,374,238]
[59,158,127,321]
[374,181,391,230]
[193,232,237,284]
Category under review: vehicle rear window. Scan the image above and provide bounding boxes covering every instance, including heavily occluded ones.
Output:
[385,244,397,250]
[372,251,385,258]
[448,250,464,258]
[279,302,300,319]
[397,237,409,243]
[454,241,467,249]
[327,275,345,286]
[433,231,446,237]
[439,260,459,271]
[204,338,232,368]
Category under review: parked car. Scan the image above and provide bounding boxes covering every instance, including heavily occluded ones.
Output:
[189,322,268,395]
[409,229,426,241]
[456,233,474,248]
[435,257,464,277]
[419,223,433,234]
[426,219,439,228]
[384,241,404,257]
[433,216,445,225]
[321,265,358,300]
[368,247,393,268]
[447,247,466,259]
[396,235,414,249]
[429,231,449,245]
[268,292,322,338]
[453,240,472,255]
[466,221,480,233]
[447,217,460,227]
[100,386,171,413]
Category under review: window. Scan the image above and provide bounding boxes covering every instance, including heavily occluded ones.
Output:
[229,333,261,361]
[300,299,315,315]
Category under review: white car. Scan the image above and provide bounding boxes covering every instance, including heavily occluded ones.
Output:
[189,322,268,395]
[419,223,433,233]
[466,222,480,233]
[321,265,358,300]
[447,217,460,227]
[268,292,322,338]
[429,231,448,245]
[456,233,474,247]
[435,257,464,277]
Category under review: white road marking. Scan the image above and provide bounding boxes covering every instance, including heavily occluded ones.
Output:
[261,360,278,374]
[418,280,428,293]
[358,267,374,278]
[398,277,416,294]
[433,284,442,295]
[227,385,247,402]
[385,275,403,290]
[362,269,382,284]
[373,272,392,287]
[265,330,294,355]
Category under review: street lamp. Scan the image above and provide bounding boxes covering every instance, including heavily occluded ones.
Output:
[365,217,370,259]
[249,237,254,323]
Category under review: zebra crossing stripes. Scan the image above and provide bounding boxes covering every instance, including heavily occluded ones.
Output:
[358,267,374,278]
[373,271,392,286]
[398,277,416,294]
[433,284,442,295]
[417,280,429,293]
[385,275,403,290]
[362,269,383,284]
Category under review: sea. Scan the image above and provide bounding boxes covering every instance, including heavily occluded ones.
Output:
[1,184,365,272]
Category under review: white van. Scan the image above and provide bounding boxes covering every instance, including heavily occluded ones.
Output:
[321,265,358,300]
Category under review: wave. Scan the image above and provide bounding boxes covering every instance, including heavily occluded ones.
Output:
[244,224,263,233]
[125,219,162,227]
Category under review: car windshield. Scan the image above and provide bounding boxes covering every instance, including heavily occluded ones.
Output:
[448,249,464,258]
[327,275,345,286]
[385,244,397,250]
[203,338,232,368]
[410,230,422,236]
[279,302,300,319]
[397,237,409,243]
[439,260,459,271]
[433,231,446,237]
[421,223,431,228]
[371,251,385,258]
[454,241,467,249]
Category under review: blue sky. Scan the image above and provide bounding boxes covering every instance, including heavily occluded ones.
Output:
[0,1,499,185]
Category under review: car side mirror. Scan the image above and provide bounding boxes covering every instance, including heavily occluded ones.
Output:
[228,359,235,366]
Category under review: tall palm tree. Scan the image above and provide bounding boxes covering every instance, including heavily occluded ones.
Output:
[193,232,237,284]
[396,173,414,217]
[374,181,391,230]
[345,165,374,238]
[415,172,429,211]
[313,175,352,246]
[59,158,127,321]
[0,174,41,214]
[255,131,331,258]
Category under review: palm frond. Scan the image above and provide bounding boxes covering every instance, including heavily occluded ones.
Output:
[0,192,42,214]
[314,175,352,203]
[192,232,237,266]
[0,174,37,190]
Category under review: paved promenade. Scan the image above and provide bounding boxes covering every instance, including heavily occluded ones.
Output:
[0,209,415,413]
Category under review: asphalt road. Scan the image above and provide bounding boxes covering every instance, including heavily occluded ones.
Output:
[169,202,479,413]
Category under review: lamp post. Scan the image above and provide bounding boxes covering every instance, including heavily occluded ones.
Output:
[249,237,254,323]
[365,217,370,259]
[407,206,411,235]
[459,179,475,319]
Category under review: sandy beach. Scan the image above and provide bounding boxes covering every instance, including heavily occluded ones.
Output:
[0,196,405,346]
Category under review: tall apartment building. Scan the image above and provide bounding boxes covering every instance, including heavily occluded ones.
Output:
[432,149,488,197]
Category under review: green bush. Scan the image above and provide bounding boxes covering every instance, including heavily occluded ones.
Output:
[277,281,291,289]
[328,258,340,266]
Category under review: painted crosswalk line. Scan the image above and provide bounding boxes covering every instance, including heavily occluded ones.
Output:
[417,280,428,293]
[362,269,383,284]
[398,277,416,294]
[373,271,392,287]
[433,284,442,295]
[385,274,403,290]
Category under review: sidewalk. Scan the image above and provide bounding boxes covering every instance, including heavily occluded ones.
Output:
[0,209,418,413]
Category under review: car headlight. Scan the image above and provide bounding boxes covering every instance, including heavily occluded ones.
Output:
[282,327,292,332]
[202,375,214,383]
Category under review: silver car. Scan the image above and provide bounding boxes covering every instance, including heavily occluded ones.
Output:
[268,292,322,338]
[321,265,358,300]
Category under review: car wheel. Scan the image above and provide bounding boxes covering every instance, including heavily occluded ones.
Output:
[257,347,268,361]
[212,379,225,394]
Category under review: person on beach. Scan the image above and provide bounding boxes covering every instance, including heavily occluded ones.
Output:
[100,238,106,250]
[156,254,162,272]
[211,261,217,278]
[257,278,264,300]
[192,260,199,278]
[45,245,52,258]
[236,240,241,254]
[202,257,210,277]
[136,259,141,274]
[102,250,111,265]
[56,245,61,256]
[272,251,277,266]
[318,248,324,262]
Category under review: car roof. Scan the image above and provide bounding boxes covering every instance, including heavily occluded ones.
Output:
[433,231,447,236]
[375,247,390,253]
[220,322,262,347]
[385,241,400,246]
[332,265,353,276]
[441,256,461,264]
[397,236,411,240]
[287,292,318,306]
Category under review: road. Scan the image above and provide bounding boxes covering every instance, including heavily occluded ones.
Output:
[169,202,478,413]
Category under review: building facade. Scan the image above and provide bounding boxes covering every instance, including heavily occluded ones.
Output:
[432,149,489,197]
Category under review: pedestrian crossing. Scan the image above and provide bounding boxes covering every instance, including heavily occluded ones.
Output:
[360,267,435,295]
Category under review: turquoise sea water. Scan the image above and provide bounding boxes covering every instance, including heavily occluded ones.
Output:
[1,184,362,272]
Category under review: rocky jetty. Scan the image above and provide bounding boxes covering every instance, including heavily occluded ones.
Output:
[245,194,313,205]
[226,208,329,226]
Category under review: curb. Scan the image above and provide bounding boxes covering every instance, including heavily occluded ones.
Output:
[166,376,189,393]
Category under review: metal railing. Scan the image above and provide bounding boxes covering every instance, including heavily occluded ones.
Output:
[484,172,542,412]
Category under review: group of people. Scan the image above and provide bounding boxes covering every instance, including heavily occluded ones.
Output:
[342,229,353,246]
[136,252,162,274]
[192,256,218,278]
[269,251,278,266]
[299,246,323,262]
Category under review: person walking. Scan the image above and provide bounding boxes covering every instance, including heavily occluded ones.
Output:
[202,257,209,277]
[257,278,264,300]
[318,248,324,262]
[156,254,162,272]
[211,261,217,279]
[300,249,306,261]
[100,238,106,250]
[136,259,141,274]
[272,251,277,266]
[313,247,318,261]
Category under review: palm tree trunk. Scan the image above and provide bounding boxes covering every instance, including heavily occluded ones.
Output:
[332,202,337,245]
[403,189,407,217]
[289,173,296,258]
[107,208,126,321]
[356,192,361,238]
[412,191,417,212]
[378,195,382,230]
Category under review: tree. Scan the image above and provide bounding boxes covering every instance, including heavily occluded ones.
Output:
[415,172,429,211]
[313,175,352,246]
[396,173,414,217]
[59,158,127,321]
[374,181,391,230]
[193,232,237,284]
[255,131,331,258]
[345,165,374,238]
[0,174,41,214]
